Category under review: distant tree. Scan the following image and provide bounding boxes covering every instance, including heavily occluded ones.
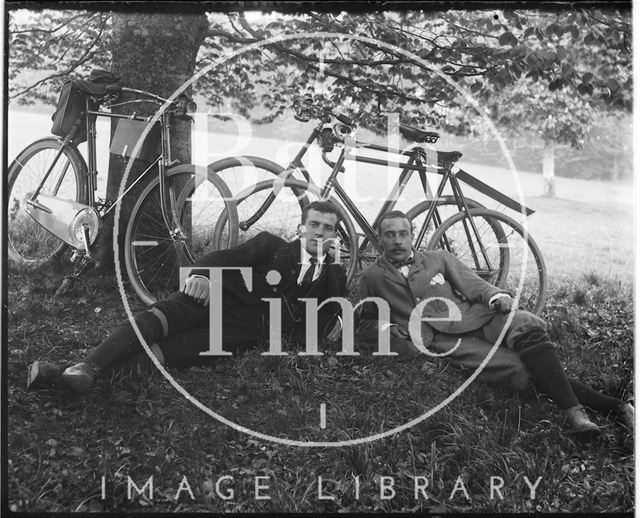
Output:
[466,9,631,196]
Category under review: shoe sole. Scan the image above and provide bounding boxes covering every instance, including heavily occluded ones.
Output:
[61,373,93,393]
[26,362,41,389]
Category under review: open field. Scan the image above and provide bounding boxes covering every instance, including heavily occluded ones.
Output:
[8,108,634,284]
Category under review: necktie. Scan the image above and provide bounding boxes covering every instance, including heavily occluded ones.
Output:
[391,256,415,268]
[300,257,318,285]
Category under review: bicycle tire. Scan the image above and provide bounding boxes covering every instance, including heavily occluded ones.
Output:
[7,137,88,265]
[207,155,309,249]
[407,196,508,287]
[213,178,359,283]
[427,208,547,315]
[405,196,486,252]
[124,164,238,306]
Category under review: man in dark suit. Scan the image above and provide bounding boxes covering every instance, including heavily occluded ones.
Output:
[28,201,347,392]
[356,210,633,433]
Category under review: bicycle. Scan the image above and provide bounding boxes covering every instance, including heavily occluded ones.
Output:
[207,97,547,314]
[7,71,238,306]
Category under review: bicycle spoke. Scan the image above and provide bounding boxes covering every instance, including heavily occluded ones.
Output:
[126,166,237,305]
[8,139,85,264]
[427,209,546,314]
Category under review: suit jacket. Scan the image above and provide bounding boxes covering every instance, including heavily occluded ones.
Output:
[357,249,507,347]
[190,232,347,329]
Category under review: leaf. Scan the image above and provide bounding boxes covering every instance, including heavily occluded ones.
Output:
[548,78,564,91]
[571,25,580,40]
[498,32,513,46]
[508,45,527,59]
[606,78,620,92]
[469,81,483,93]
[526,70,539,82]
[581,72,594,84]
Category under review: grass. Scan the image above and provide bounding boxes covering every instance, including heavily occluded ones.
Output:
[5,254,634,513]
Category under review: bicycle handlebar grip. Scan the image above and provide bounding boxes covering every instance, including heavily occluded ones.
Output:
[335,113,354,127]
[106,84,123,94]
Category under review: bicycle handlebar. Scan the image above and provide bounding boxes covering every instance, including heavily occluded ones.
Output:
[293,97,354,128]
[107,87,197,118]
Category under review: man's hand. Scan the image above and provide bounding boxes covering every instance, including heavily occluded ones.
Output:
[182,276,210,306]
[490,295,514,313]
[390,325,410,339]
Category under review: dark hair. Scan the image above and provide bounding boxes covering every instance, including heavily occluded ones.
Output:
[376,210,413,235]
[301,200,342,226]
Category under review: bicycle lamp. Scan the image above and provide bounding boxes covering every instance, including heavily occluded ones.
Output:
[24,192,101,250]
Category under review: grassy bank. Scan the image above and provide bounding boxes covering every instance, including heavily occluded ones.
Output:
[6,255,633,513]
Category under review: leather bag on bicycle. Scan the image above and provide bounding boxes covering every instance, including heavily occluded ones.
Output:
[51,79,94,143]
[51,70,120,144]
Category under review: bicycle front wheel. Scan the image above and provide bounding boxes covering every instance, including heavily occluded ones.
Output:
[427,208,547,314]
[124,165,237,306]
[207,155,308,249]
[213,178,359,283]
[7,138,88,264]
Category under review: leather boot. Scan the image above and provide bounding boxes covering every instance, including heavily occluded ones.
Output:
[563,404,601,434]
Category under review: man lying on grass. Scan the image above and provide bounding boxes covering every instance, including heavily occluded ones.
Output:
[356,210,633,435]
[27,200,346,392]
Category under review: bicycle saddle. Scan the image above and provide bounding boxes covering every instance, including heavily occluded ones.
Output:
[73,70,122,96]
[438,151,463,163]
[399,123,440,143]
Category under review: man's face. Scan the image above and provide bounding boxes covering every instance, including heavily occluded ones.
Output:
[378,217,413,262]
[299,209,339,256]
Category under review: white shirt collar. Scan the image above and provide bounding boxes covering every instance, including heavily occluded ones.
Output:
[300,246,326,265]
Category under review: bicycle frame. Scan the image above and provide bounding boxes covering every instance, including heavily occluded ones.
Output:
[281,122,535,263]
[25,88,192,259]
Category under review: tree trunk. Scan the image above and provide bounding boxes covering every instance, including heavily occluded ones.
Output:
[542,141,556,197]
[96,12,208,270]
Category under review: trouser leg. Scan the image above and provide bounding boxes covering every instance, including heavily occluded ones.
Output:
[430,331,531,391]
[156,316,268,368]
[84,291,208,371]
[485,312,621,417]
[569,379,625,414]
[483,311,579,409]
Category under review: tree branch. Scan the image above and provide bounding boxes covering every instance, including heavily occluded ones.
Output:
[10,16,108,100]
[10,12,98,35]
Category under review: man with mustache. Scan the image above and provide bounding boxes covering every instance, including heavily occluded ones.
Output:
[356,210,633,434]
[28,201,346,392]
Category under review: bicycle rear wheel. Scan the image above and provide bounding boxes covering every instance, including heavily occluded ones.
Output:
[406,196,486,252]
[213,178,359,283]
[7,138,88,264]
[124,165,237,305]
[427,208,547,314]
